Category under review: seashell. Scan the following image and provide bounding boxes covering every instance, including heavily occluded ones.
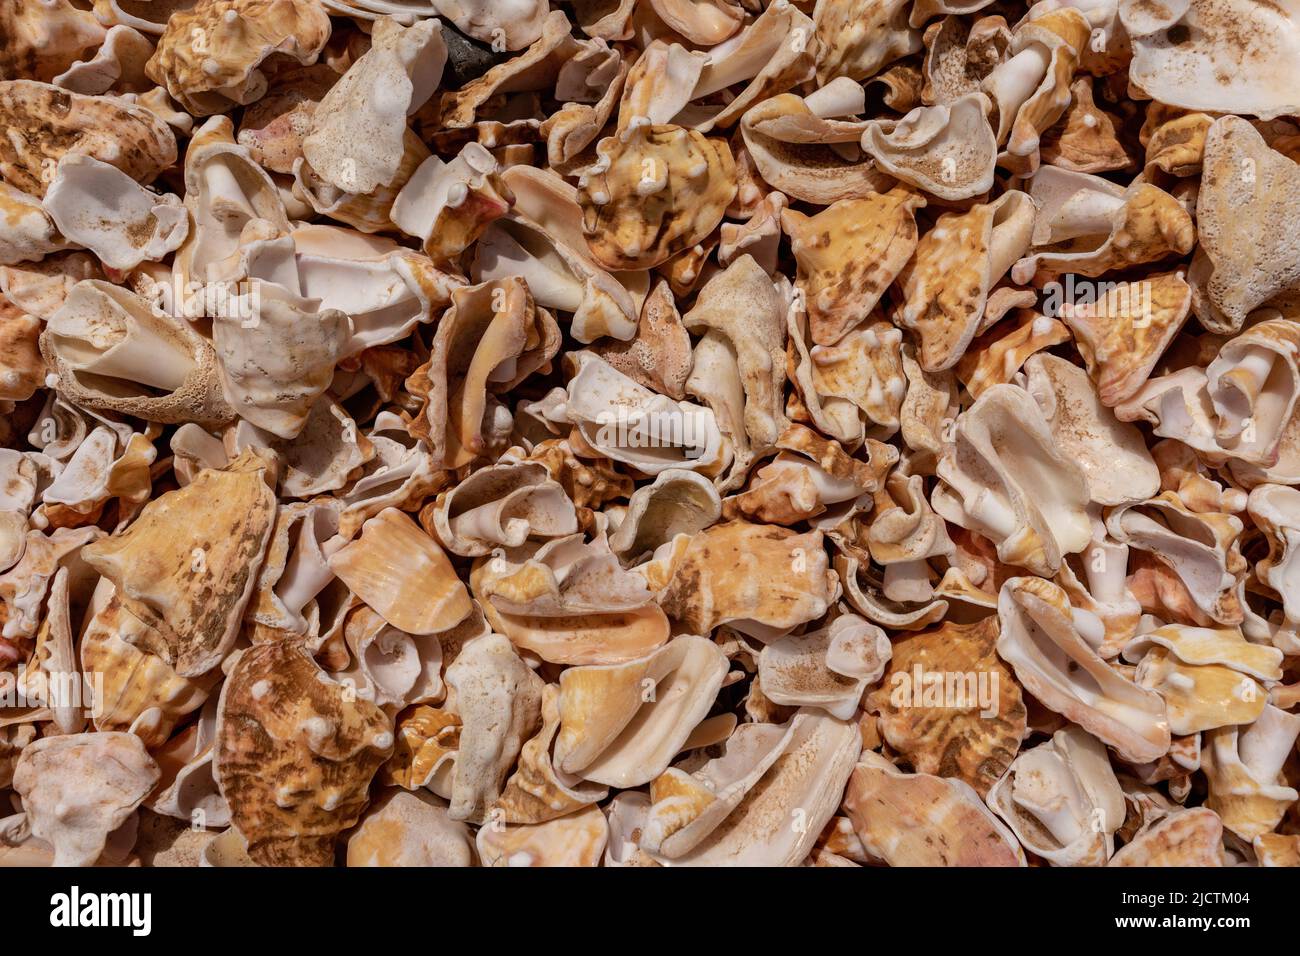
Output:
[174,114,290,290]
[1120,0,1300,119]
[1105,492,1245,626]
[472,532,670,665]
[577,123,736,271]
[0,0,107,84]
[380,703,461,793]
[648,0,742,45]
[147,693,229,828]
[391,142,511,264]
[796,319,909,445]
[214,641,394,866]
[617,39,705,131]
[0,182,68,266]
[0,80,177,198]
[493,683,608,824]
[867,470,953,600]
[1123,625,1280,735]
[1248,483,1300,632]
[303,16,444,198]
[933,383,1092,577]
[544,42,627,170]
[1057,270,1192,407]
[842,751,1026,866]
[987,725,1126,866]
[44,280,233,425]
[145,0,330,115]
[725,425,890,526]
[476,803,608,867]
[328,507,472,637]
[1141,104,1212,178]
[759,614,889,719]
[1190,117,1300,334]
[347,790,473,867]
[680,255,788,448]
[1040,77,1132,173]
[813,0,922,85]
[246,499,343,634]
[1202,704,1300,840]
[333,603,443,709]
[0,525,101,641]
[1011,178,1194,285]
[657,521,837,640]
[43,154,188,273]
[12,731,159,867]
[955,309,1070,399]
[235,62,335,174]
[718,190,785,275]
[920,14,1009,105]
[783,187,925,347]
[564,351,726,476]
[1254,833,1300,867]
[688,0,818,133]
[867,616,1024,795]
[424,0,550,50]
[896,190,1034,371]
[444,632,543,823]
[997,575,1171,763]
[211,281,351,440]
[553,635,728,787]
[609,469,719,566]
[428,460,577,558]
[589,279,692,400]
[410,277,559,469]
[982,7,1090,176]
[23,566,83,733]
[642,709,862,866]
[1023,353,1159,507]
[861,93,998,201]
[81,450,276,676]
[434,10,580,129]
[1109,807,1225,866]
[477,165,640,343]
[237,224,457,354]
[0,451,39,572]
[293,126,430,233]
[53,23,156,96]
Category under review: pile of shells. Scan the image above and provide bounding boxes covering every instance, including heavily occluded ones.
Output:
[2,0,1300,868]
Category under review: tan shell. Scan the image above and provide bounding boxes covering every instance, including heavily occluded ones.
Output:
[997,576,1171,763]
[1202,705,1300,840]
[867,616,1025,796]
[409,277,560,470]
[82,450,276,677]
[380,703,461,792]
[577,123,736,271]
[81,587,218,747]
[346,789,473,867]
[955,310,1070,398]
[842,751,1026,866]
[657,521,837,640]
[783,187,925,347]
[759,614,889,720]
[895,190,1035,371]
[0,0,107,84]
[813,0,921,86]
[589,279,692,400]
[987,726,1126,866]
[214,641,393,866]
[473,533,671,666]
[0,301,43,401]
[42,279,234,426]
[476,803,608,866]
[12,731,160,867]
[1058,270,1192,407]
[328,508,472,637]
[643,710,862,866]
[934,383,1092,577]
[1040,77,1131,173]
[1109,807,1224,866]
[0,80,176,197]
[861,93,998,201]
[493,683,608,825]
[553,635,728,788]
[145,0,331,115]
[1191,117,1300,334]
[441,632,544,824]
